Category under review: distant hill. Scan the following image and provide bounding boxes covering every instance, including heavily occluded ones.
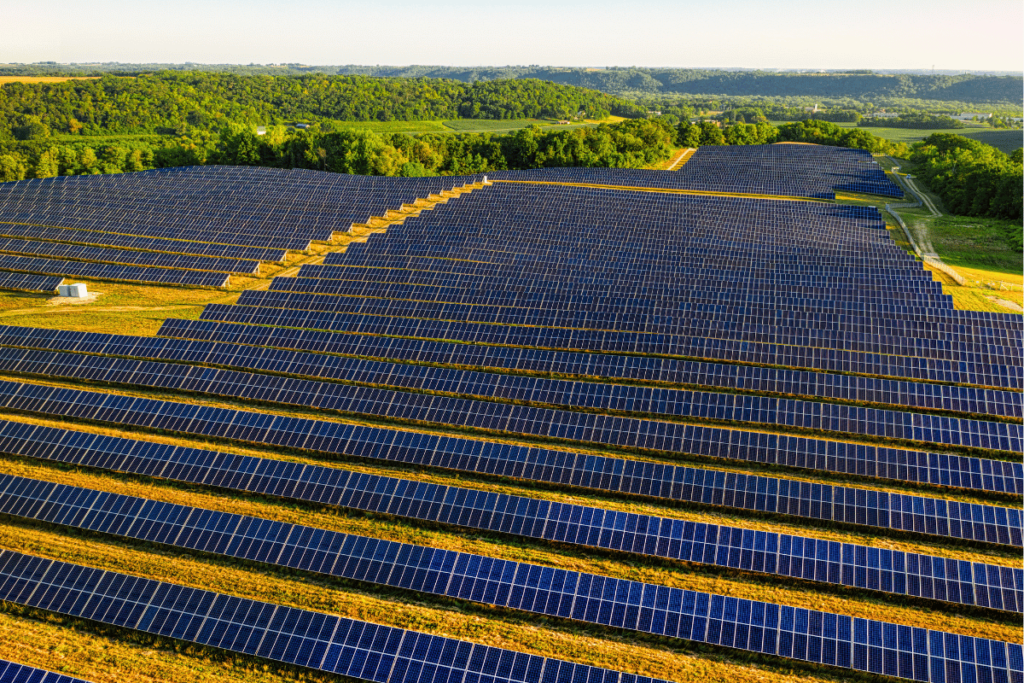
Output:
[0,73,644,135]
[3,64,1021,107]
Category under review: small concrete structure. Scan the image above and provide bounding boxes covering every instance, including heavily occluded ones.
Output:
[58,283,88,298]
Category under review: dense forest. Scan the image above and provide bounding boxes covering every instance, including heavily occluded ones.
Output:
[909,134,1023,226]
[0,115,916,183]
[0,119,677,180]
[6,64,1021,105]
[0,73,644,136]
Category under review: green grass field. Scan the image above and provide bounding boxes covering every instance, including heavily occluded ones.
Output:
[838,158,1023,313]
[768,122,1022,154]
[330,120,452,134]
[835,123,1023,154]
[442,119,596,133]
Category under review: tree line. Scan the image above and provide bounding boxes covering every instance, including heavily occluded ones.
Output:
[0,73,645,137]
[673,119,912,156]
[5,114,1018,230]
[0,116,916,183]
[6,64,1020,107]
[909,134,1023,225]
[0,119,676,181]
[859,113,965,129]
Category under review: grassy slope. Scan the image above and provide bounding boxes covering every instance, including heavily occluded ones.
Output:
[835,159,1023,314]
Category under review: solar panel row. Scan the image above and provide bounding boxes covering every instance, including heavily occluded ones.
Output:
[0,380,1018,550]
[1,325,1019,498]
[0,254,229,288]
[0,322,1017,442]
[0,167,486,251]
[0,420,1018,613]
[237,290,1019,363]
[158,318,1023,419]
[1,470,1019,671]
[0,272,63,294]
[486,146,902,200]
[0,222,286,262]
[195,304,1021,390]
[0,236,260,274]
[0,345,1017,497]
[0,550,663,683]
[0,661,92,683]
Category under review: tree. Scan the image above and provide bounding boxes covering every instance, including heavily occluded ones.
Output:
[698,121,725,146]
[675,121,701,148]
[12,116,50,141]
[32,147,59,178]
[0,154,27,182]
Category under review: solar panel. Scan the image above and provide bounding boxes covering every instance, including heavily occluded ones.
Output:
[157,318,1024,419]
[486,145,904,199]
[0,272,63,294]
[0,418,1020,611]
[0,343,1016,489]
[0,549,666,683]
[0,660,95,683]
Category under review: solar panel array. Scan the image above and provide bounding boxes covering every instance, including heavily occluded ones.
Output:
[0,157,1018,682]
[0,661,93,683]
[0,166,483,248]
[487,144,903,199]
[0,421,1019,615]
[0,272,63,294]
[0,236,260,274]
[0,550,667,683]
[0,472,1020,682]
[0,167,484,289]
[0,343,1018,493]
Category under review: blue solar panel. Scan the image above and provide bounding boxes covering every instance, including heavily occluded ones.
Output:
[0,419,1020,612]
[0,378,1019,546]
[0,549,665,683]
[157,318,1023,420]
[0,660,95,683]
[0,272,63,294]
[487,145,904,199]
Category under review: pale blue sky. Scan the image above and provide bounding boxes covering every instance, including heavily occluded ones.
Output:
[4,0,1021,71]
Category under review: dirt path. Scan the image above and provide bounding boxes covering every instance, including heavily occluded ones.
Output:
[987,296,1023,312]
[665,148,696,171]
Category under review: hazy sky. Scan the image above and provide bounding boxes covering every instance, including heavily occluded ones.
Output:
[4,0,1022,71]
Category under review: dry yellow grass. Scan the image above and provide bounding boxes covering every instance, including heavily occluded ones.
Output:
[0,76,101,84]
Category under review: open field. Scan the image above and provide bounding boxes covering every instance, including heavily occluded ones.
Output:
[839,123,1022,154]
[768,121,1023,154]
[0,76,101,84]
[330,120,452,134]
[443,119,597,133]
[328,117,622,136]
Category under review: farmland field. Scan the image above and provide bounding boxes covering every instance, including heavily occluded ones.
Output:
[330,120,452,134]
[0,76,101,84]
[0,154,1018,683]
[768,121,1023,154]
[835,123,1024,154]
